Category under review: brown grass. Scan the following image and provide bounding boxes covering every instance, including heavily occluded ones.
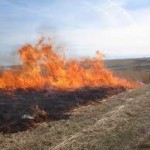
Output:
[0,57,149,149]
[0,85,150,150]
[105,57,150,84]
[114,70,150,84]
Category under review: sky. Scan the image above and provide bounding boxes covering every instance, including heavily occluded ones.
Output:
[0,0,150,65]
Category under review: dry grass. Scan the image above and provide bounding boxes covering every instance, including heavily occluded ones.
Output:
[114,70,150,84]
[0,58,150,149]
[0,85,150,150]
[105,57,150,84]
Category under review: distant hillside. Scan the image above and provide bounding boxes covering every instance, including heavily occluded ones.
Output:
[105,57,150,84]
[105,57,150,72]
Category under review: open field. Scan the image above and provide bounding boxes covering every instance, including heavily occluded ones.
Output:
[105,57,150,84]
[0,57,150,150]
[0,85,150,150]
[105,57,150,72]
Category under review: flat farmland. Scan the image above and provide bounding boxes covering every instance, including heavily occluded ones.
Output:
[105,57,150,84]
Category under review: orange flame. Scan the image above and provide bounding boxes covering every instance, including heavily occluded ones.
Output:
[0,38,138,91]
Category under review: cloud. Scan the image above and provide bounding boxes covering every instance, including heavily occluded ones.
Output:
[82,0,133,27]
[57,0,150,58]
[3,0,54,18]
[58,20,150,58]
[0,0,150,65]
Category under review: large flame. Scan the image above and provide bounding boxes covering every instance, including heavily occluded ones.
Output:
[0,38,138,91]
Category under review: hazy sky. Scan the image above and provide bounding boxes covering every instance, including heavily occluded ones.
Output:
[0,0,150,65]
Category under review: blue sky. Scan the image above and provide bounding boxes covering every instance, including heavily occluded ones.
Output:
[0,0,150,65]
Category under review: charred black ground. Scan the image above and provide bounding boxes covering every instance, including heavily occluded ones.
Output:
[0,86,126,134]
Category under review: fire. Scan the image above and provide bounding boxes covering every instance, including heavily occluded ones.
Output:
[0,38,138,91]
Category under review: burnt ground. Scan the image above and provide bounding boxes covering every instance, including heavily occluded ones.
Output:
[0,86,125,134]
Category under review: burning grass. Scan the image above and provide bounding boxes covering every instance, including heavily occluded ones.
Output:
[0,38,139,133]
[0,38,137,91]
